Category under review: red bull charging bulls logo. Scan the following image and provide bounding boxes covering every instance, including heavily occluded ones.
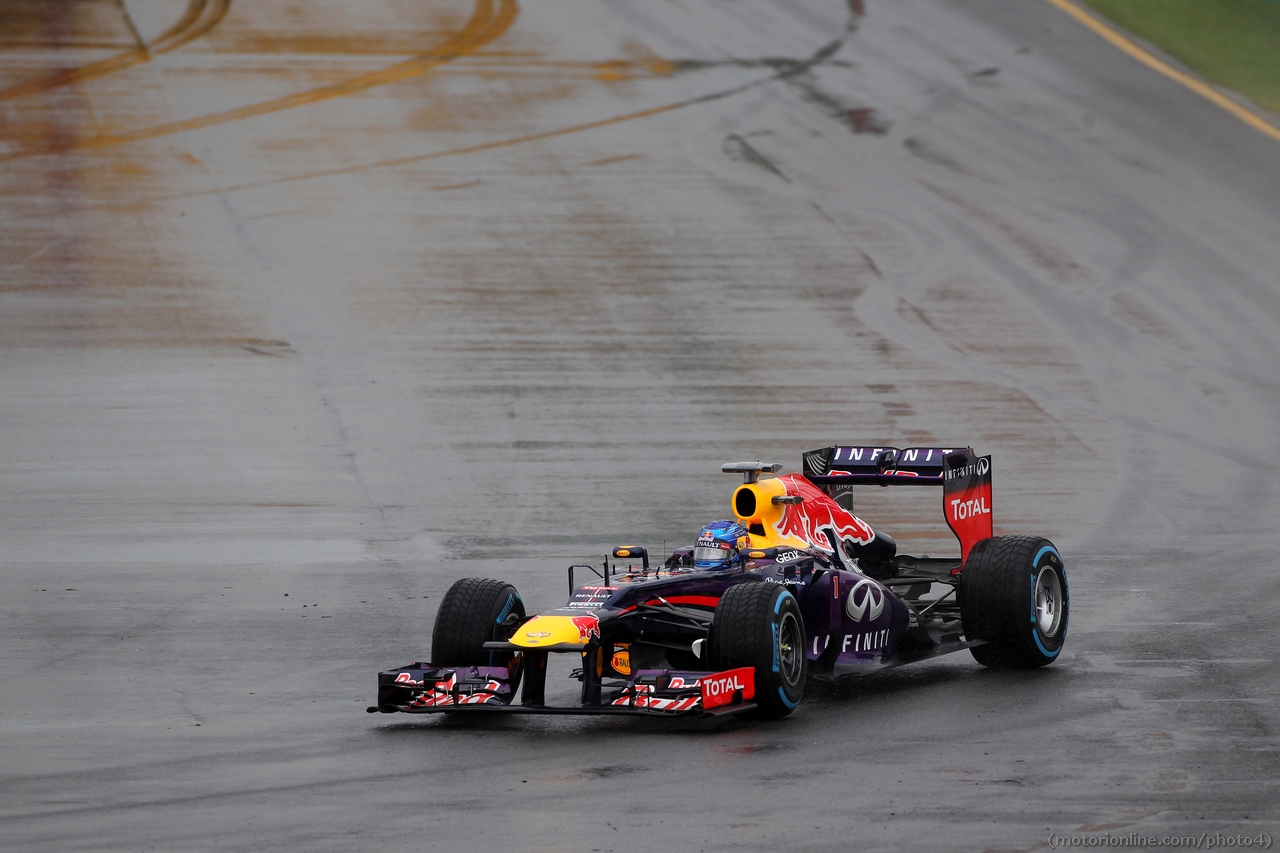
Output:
[570,614,600,642]
[772,475,875,552]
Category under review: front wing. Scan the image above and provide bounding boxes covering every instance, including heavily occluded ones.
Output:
[368,663,757,718]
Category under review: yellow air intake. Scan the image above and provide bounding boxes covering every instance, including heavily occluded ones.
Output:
[732,477,789,531]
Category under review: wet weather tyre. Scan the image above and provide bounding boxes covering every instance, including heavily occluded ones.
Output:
[959,536,1068,668]
[431,578,526,697]
[707,583,806,719]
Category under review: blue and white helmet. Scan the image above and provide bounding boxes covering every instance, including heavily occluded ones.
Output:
[693,520,750,569]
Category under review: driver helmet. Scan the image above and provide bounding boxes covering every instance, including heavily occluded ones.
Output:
[693,520,749,569]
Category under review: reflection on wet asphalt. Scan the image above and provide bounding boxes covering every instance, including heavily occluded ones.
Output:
[2,0,1278,849]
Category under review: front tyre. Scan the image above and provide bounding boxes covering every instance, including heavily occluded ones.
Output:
[708,583,806,719]
[431,578,526,699]
[960,536,1068,668]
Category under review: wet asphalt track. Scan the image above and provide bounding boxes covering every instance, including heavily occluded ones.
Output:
[2,0,1279,850]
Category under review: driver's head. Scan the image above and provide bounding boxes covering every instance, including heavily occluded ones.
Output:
[693,520,749,569]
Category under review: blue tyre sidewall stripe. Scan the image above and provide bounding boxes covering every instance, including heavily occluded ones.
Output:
[490,590,523,666]
[773,588,800,703]
[773,587,792,672]
[774,590,790,614]
[1031,545,1066,658]
[495,592,518,624]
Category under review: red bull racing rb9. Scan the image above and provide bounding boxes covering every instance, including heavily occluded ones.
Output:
[369,445,1068,720]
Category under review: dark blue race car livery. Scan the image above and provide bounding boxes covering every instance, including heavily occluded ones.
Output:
[370,445,1069,720]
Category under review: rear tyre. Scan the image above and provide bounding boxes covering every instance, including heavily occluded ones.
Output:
[707,583,806,719]
[960,536,1068,668]
[431,578,526,698]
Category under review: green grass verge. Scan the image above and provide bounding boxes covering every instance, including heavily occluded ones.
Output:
[1079,0,1280,115]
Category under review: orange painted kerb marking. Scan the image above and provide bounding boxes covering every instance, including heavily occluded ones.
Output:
[1041,0,1280,144]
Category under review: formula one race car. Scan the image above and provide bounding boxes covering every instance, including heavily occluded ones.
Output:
[369,445,1068,720]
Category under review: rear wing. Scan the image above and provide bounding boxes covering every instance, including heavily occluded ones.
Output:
[802,445,993,563]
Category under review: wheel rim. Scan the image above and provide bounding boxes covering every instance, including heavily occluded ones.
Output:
[778,611,803,688]
[1034,567,1063,637]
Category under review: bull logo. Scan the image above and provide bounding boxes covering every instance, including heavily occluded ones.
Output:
[772,478,875,551]
[845,577,885,622]
[570,614,600,642]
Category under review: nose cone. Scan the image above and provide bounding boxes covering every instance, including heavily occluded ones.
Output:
[509,615,595,647]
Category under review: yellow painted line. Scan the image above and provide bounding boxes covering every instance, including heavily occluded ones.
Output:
[71,0,515,153]
[0,49,150,103]
[0,0,227,104]
[150,0,232,54]
[102,68,777,206]
[0,0,517,161]
[1041,0,1280,143]
[76,98,683,213]
[182,101,685,200]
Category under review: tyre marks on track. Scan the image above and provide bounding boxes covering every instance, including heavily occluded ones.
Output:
[0,0,518,162]
[109,22,863,205]
[0,0,232,104]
